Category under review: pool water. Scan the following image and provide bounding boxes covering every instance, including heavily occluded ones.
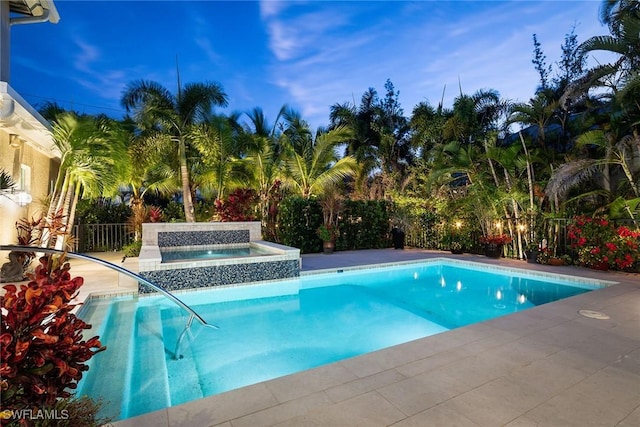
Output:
[161,245,270,262]
[77,260,603,421]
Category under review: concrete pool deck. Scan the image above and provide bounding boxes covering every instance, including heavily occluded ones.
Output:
[67,249,639,426]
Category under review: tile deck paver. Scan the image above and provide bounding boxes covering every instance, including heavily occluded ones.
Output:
[49,248,639,427]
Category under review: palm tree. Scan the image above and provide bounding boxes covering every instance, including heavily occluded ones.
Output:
[546,125,640,211]
[329,81,413,199]
[241,107,287,236]
[44,113,126,248]
[577,2,640,94]
[189,114,250,201]
[508,92,558,150]
[121,79,228,222]
[281,125,359,199]
[0,169,16,192]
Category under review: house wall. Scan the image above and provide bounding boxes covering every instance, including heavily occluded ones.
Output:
[0,1,61,248]
[0,129,60,245]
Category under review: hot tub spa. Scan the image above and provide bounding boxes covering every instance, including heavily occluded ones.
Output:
[138,222,300,293]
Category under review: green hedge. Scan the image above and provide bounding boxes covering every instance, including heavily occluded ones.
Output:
[337,200,392,250]
[276,196,392,253]
[277,196,323,253]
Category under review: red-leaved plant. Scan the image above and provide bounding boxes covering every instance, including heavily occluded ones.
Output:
[213,189,258,222]
[148,205,163,223]
[1,254,106,415]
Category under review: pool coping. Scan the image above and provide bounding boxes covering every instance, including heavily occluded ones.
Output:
[300,256,619,289]
[90,250,640,426]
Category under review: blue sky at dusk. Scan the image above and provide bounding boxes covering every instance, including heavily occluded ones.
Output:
[12,1,612,130]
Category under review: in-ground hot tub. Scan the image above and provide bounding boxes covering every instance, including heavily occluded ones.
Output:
[138,222,300,293]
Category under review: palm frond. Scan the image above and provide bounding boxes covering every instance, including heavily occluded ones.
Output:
[0,169,16,191]
[545,159,601,201]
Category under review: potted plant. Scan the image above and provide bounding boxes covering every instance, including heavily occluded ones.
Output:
[317,223,338,254]
[525,242,540,263]
[480,234,512,258]
[535,247,565,265]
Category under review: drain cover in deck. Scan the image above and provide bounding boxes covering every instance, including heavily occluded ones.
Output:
[578,309,610,320]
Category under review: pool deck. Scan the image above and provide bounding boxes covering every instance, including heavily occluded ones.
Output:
[68,249,639,426]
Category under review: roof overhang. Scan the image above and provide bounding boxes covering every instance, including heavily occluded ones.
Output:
[9,0,60,25]
[0,82,60,159]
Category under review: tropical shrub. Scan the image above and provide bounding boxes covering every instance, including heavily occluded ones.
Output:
[536,247,553,264]
[568,216,640,271]
[122,239,142,258]
[479,234,513,246]
[316,223,339,242]
[441,222,472,252]
[337,200,391,250]
[1,255,106,412]
[74,199,131,225]
[212,189,257,222]
[277,196,323,253]
[162,200,186,222]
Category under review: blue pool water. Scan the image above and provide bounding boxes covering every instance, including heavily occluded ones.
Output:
[161,245,270,262]
[77,260,604,421]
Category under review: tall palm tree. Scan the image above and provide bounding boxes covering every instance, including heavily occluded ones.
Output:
[44,113,126,248]
[121,79,228,222]
[189,114,250,201]
[508,92,558,150]
[241,107,287,234]
[281,125,359,199]
[577,3,640,93]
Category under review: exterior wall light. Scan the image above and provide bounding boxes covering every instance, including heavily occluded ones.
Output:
[9,134,23,148]
[15,190,32,206]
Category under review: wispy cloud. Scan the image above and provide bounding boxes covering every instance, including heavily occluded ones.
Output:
[12,0,614,129]
[68,37,134,105]
[194,37,223,65]
[259,0,609,128]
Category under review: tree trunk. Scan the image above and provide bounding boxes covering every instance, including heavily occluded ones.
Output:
[179,137,195,222]
[56,184,81,251]
[42,170,70,248]
[54,181,75,250]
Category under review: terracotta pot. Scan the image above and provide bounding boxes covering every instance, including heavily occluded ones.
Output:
[549,257,565,266]
[322,240,335,254]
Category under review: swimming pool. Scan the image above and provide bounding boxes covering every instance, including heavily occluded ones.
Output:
[76,259,606,421]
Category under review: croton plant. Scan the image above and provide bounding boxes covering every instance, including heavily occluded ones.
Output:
[1,253,106,415]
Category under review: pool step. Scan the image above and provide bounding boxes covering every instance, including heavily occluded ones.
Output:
[77,299,137,421]
[125,305,171,419]
[161,307,206,407]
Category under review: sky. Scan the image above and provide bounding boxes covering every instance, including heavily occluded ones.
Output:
[11,0,614,131]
